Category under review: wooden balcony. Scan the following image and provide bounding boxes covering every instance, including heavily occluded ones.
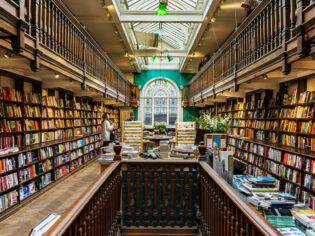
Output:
[43,159,281,236]
[188,0,315,104]
[0,0,132,103]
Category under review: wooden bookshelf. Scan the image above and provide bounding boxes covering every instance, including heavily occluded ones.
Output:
[220,79,315,203]
[0,76,105,216]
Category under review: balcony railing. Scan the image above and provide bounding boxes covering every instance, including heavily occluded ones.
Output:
[44,160,281,236]
[188,0,314,104]
[0,0,132,103]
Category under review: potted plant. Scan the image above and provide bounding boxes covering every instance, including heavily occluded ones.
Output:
[154,121,167,134]
[196,113,231,148]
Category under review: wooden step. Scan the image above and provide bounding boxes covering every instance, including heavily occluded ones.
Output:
[121,227,199,236]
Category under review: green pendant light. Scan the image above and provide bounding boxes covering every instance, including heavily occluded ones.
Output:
[151,56,156,62]
[167,55,173,62]
[156,3,168,16]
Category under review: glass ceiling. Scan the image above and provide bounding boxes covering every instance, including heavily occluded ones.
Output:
[125,0,200,11]
[113,0,208,70]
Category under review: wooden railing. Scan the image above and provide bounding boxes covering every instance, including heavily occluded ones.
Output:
[0,0,132,102]
[199,162,280,236]
[188,0,314,104]
[121,161,199,228]
[44,160,280,235]
[44,162,121,236]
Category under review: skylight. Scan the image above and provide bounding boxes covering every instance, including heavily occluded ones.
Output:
[112,0,210,70]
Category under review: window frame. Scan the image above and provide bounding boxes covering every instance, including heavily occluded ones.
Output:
[141,78,181,127]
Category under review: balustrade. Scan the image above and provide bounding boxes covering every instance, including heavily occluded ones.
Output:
[188,0,313,103]
[43,160,280,236]
[1,0,132,102]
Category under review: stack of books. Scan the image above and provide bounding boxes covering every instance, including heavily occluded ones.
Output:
[236,176,279,196]
[159,141,170,158]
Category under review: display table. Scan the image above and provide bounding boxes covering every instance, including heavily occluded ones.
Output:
[143,135,173,147]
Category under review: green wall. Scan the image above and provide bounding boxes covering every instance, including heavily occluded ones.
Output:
[133,70,199,122]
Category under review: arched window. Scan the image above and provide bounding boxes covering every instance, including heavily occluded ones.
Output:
[142,79,179,126]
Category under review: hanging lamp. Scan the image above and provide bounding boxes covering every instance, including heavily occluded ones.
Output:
[156,0,168,16]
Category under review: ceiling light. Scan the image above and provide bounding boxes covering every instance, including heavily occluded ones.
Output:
[264,75,268,80]
[151,56,156,62]
[55,73,60,79]
[167,55,173,62]
[156,2,168,16]
[211,17,216,23]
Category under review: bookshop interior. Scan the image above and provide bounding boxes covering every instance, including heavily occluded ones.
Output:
[0,0,314,235]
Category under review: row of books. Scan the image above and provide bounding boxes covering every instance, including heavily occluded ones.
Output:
[1,120,22,133]
[0,190,18,212]
[70,158,83,171]
[70,149,83,160]
[19,181,36,200]
[54,165,69,179]
[297,136,315,151]
[38,159,53,174]
[39,173,52,189]
[232,119,245,127]
[24,119,39,131]
[279,120,297,132]
[300,121,315,134]
[250,143,267,156]
[4,104,22,117]
[54,153,70,167]
[18,165,36,183]
[18,151,37,167]
[0,87,23,102]
[0,173,18,192]
[0,135,22,150]
[0,157,16,174]
[24,105,40,117]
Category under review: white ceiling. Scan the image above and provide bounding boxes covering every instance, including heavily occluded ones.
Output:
[61,0,245,73]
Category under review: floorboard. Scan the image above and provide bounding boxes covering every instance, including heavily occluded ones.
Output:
[0,160,101,236]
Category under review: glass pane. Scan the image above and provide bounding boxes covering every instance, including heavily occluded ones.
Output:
[154,98,167,106]
[170,99,177,107]
[154,107,167,123]
[169,107,177,115]
[144,116,152,125]
[155,90,168,97]
[144,107,151,115]
[145,99,152,106]
[169,116,177,125]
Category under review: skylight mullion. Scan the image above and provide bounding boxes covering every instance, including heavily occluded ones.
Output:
[163,27,185,42]
[166,24,185,39]
[179,0,196,9]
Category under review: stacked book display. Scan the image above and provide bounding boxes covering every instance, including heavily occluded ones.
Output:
[123,121,143,152]
[175,122,196,145]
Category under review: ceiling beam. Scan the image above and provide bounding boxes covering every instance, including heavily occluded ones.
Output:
[134,49,188,57]
[119,13,205,23]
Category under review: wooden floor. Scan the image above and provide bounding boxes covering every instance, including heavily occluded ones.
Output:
[0,160,101,236]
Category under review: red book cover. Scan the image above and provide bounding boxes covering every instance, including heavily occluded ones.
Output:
[283,153,288,164]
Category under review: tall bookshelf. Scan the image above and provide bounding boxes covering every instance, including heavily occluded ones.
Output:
[220,77,315,204]
[0,75,103,216]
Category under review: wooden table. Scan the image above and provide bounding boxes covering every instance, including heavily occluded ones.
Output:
[143,135,173,147]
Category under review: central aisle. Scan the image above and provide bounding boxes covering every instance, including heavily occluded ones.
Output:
[0,160,101,236]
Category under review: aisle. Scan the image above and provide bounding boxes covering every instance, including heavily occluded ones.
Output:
[0,160,101,236]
